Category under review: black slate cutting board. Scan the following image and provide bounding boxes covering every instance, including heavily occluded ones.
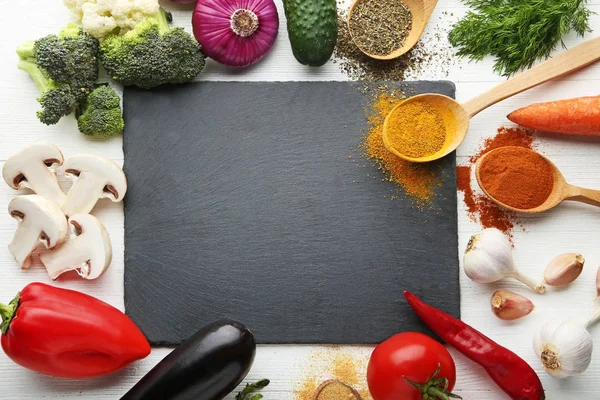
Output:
[123,81,459,346]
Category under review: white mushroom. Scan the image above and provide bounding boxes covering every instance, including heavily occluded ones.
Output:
[2,142,66,205]
[61,154,127,217]
[8,195,68,269]
[40,213,112,280]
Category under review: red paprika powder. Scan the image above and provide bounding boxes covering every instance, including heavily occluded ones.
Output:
[457,127,535,234]
[478,146,554,210]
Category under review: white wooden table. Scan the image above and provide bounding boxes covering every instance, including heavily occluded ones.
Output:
[1,0,599,398]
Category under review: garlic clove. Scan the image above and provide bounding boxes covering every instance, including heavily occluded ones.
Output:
[491,290,534,320]
[543,253,584,287]
[596,266,600,298]
[533,319,593,379]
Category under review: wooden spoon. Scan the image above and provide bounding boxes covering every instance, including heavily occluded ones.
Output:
[475,147,600,213]
[382,36,600,163]
[313,379,363,400]
[347,0,438,60]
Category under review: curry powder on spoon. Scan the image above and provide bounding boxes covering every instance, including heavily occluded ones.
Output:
[362,92,442,206]
[385,100,446,158]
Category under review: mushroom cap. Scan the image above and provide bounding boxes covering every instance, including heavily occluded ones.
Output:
[63,154,127,201]
[68,213,112,279]
[2,142,64,189]
[8,195,68,249]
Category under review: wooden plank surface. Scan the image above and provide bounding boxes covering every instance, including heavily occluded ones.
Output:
[0,0,599,398]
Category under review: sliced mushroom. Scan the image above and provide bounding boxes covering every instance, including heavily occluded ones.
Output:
[2,142,66,205]
[61,154,127,217]
[8,195,68,269]
[40,213,112,280]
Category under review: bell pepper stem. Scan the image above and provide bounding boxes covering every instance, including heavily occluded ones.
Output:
[0,292,20,334]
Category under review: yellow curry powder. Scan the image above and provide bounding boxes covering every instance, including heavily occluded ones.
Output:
[385,100,446,158]
[316,382,359,400]
[295,350,371,400]
[363,92,441,205]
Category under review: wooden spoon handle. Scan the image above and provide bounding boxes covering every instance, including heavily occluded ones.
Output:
[462,36,600,117]
[566,185,600,208]
[423,0,439,24]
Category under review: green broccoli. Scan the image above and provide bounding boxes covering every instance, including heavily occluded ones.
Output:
[16,24,99,125]
[100,9,206,89]
[77,85,124,138]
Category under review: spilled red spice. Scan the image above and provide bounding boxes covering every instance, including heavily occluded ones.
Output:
[470,126,534,162]
[457,127,536,234]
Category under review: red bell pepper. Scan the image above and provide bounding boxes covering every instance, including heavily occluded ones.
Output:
[0,282,150,378]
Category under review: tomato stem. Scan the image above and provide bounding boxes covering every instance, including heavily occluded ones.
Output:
[404,364,462,400]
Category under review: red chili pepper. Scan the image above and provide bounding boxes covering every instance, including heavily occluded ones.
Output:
[0,282,150,378]
[404,291,545,400]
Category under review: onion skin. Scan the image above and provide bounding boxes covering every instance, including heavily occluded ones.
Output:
[193,0,279,67]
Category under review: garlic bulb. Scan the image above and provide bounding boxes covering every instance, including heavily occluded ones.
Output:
[543,253,584,287]
[464,228,545,293]
[491,290,534,320]
[533,319,593,379]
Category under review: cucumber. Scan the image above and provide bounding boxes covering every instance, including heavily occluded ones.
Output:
[283,0,338,66]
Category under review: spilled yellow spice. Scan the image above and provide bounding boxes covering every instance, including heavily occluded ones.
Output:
[363,92,441,206]
[316,382,358,399]
[295,348,372,400]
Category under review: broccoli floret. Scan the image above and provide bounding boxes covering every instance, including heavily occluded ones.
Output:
[16,24,99,125]
[100,10,206,89]
[16,58,77,125]
[77,85,124,138]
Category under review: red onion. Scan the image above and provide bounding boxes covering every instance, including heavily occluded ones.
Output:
[193,0,279,67]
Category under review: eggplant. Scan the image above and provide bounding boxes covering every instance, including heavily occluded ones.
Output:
[121,320,256,400]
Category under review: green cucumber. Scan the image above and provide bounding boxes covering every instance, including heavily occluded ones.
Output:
[283,0,338,66]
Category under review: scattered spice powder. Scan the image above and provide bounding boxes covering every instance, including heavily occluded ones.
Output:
[315,381,360,400]
[295,349,371,400]
[385,101,446,158]
[457,126,536,234]
[334,10,453,84]
[362,91,441,206]
[479,147,554,210]
[348,0,412,57]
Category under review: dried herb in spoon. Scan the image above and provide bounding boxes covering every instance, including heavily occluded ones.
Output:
[349,0,413,57]
[449,0,593,76]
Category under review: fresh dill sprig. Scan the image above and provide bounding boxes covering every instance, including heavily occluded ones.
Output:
[449,0,594,76]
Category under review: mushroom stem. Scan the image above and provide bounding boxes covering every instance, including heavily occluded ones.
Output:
[62,172,105,216]
[8,218,41,269]
[40,213,112,280]
[40,238,89,280]
[20,163,66,206]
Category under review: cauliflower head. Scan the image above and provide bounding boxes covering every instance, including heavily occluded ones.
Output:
[63,0,160,39]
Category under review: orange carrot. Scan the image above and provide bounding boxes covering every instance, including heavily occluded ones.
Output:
[507,95,600,136]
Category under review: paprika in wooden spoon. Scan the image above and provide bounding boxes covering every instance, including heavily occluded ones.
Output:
[476,146,600,213]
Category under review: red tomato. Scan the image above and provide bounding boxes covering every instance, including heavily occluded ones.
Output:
[367,332,457,400]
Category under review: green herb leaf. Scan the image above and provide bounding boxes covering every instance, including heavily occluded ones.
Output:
[449,0,594,76]
[236,379,270,400]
